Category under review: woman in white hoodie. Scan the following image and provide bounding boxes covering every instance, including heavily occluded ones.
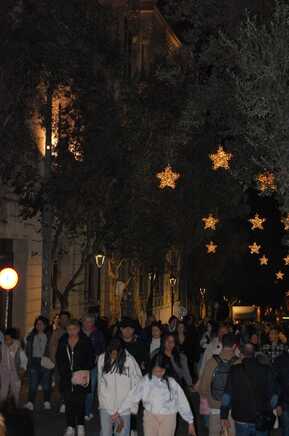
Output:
[97,338,142,436]
[113,353,197,436]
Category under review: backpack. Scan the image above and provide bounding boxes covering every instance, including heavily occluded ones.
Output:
[210,355,237,401]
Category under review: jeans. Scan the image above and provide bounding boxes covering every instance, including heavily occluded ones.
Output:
[65,390,86,428]
[85,366,97,416]
[235,422,268,436]
[28,358,52,403]
[100,410,130,436]
[280,406,289,436]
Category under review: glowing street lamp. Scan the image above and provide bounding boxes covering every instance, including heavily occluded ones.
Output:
[0,267,19,329]
[169,275,177,316]
[95,253,105,314]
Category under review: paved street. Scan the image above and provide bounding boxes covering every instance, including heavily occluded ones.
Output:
[34,410,99,436]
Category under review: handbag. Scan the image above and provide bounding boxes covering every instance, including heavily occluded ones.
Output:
[41,356,55,370]
[71,370,90,387]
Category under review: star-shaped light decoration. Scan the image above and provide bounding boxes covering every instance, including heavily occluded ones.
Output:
[259,255,269,266]
[284,255,289,266]
[156,164,181,190]
[249,242,261,255]
[202,214,219,231]
[276,271,285,281]
[206,241,218,254]
[256,172,277,193]
[281,214,289,231]
[209,146,233,171]
[249,213,266,230]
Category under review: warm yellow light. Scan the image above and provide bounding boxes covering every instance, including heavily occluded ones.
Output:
[276,271,285,280]
[156,165,181,190]
[257,172,277,192]
[206,241,218,254]
[202,214,219,230]
[248,242,261,255]
[284,255,289,266]
[0,268,19,291]
[259,255,269,266]
[281,214,289,231]
[249,213,266,230]
[209,146,232,170]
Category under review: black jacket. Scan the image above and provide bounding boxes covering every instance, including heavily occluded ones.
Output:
[56,335,94,393]
[273,351,289,406]
[221,358,275,423]
[121,337,148,372]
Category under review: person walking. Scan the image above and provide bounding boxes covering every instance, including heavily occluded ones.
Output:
[148,322,163,358]
[261,327,288,364]
[56,319,94,436]
[25,316,53,411]
[198,334,238,436]
[221,343,277,436]
[49,311,71,414]
[0,328,27,406]
[81,314,105,422]
[273,348,289,436]
[97,338,142,436]
[113,353,196,436]
[119,319,148,372]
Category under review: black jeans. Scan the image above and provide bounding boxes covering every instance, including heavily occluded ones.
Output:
[64,389,86,428]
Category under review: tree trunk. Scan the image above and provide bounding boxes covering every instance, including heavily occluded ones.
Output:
[41,85,53,317]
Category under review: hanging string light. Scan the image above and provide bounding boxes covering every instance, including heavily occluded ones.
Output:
[202,214,219,231]
[206,241,218,254]
[256,172,277,192]
[209,146,232,170]
[156,165,181,190]
[249,242,261,255]
[259,255,269,266]
[249,214,266,230]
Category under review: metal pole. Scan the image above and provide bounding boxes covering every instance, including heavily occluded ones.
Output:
[171,285,174,316]
[97,267,101,314]
[4,292,9,329]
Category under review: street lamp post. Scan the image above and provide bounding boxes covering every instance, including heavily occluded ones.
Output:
[95,253,105,315]
[0,267,19,329]
[169,275,177,317]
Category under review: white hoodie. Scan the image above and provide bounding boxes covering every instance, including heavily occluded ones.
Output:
[118,375,194,423]
[98,350,142,415]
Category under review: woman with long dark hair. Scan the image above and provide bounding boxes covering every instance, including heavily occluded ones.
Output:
[24,316,52,411]
[161,333,193,388]
[97,338,142,436]
[114,353,196,436]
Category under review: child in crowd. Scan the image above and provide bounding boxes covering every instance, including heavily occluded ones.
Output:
[113,353,196,436]
[0,328,27,406]
[98,338,142,436]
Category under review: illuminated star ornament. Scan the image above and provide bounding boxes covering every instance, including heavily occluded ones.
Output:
[202,214,219,231]
[259,255,269,266]
[206,241,218,254]
[257,172,277,192]
[209,146,233,171]
[284,255,289,266]
[156,165,181,190]
[281,214,289,231]
[249,242,261,255]
[249,213,266,230]
[276,271,285,281]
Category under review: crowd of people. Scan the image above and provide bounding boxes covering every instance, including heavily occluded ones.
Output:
[0,312,289,436]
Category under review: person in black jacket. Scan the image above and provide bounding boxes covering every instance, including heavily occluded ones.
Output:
[56,320,93,436]
[273,350,289,436]
[221,344,277,436]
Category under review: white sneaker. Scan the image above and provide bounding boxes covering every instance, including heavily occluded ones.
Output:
[84,414,93,421]
[77,425,85,436]
[59,403,66,414]
[43,401,52,410]
[24,402,34,411]
[64,427,75,436]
